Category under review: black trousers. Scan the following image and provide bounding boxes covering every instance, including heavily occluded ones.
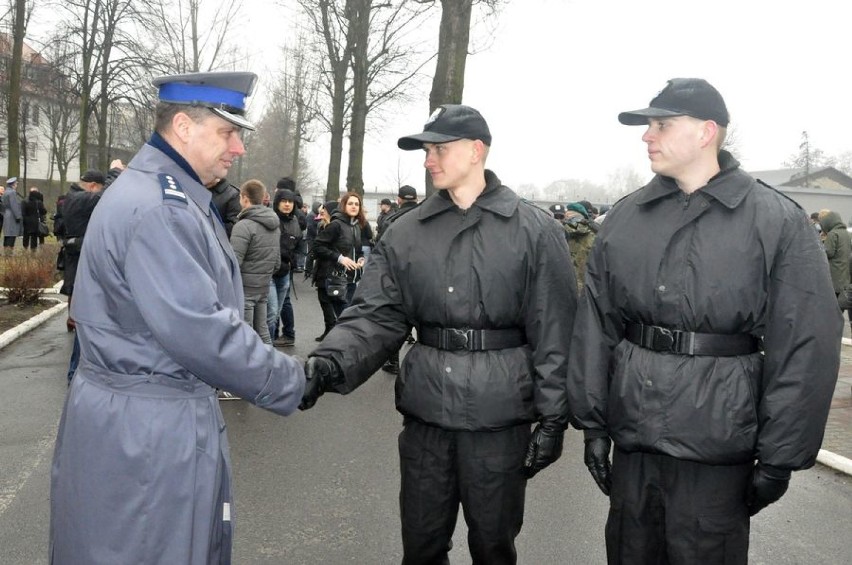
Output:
[23,233,39,249]
[316,285,345,331]
[398,420,530,565]
[606,448,752,565]
[3,235,16,247]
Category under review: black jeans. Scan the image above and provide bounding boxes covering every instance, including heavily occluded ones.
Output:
[606,448,751,565]
[398,420,530,565]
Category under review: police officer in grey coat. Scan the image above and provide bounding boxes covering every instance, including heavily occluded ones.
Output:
[49,72,305,565]
[301,105,577,564]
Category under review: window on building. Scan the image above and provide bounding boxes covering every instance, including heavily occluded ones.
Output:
[31,105,39,126]
[0,137,6,157]
[26,141,38,161]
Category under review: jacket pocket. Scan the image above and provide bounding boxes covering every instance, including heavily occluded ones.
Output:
[607,341,643,447]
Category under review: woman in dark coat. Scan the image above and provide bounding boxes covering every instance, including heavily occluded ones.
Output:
[311,193,365,340]
[21,188,47,250]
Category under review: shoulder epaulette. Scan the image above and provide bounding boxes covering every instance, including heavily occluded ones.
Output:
[159,174,187,204]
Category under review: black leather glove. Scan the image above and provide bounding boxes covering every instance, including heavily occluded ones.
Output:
[299,356,340,411]
[522,421,564,478]
[746,464,790,516]
[584,436,612,496]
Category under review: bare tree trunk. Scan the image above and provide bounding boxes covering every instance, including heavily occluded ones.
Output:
[430,0,471,109]
[96,0,128,171]
[425,0,472,195]
[77,0,103,173]
[345,0,370,195]
[6,0,27,180]
[317,0,355,202]
[326,62,348,201]
[292,93,306,179]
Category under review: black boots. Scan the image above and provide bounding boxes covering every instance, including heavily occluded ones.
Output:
[382,350,400,374]
[315,325,333,342]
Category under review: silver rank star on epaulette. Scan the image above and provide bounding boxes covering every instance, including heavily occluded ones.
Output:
[159,173,187,203]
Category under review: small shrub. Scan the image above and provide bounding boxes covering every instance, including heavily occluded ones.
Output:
[0,253,56,305]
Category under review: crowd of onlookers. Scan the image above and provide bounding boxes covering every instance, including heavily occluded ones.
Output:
[212,177,377,351]
[1,176,49,254]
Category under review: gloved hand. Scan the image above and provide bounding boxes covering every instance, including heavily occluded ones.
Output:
[584,436,612,496]
[746,464,790,516]
[299,356,340,411]
[522,420,564,478]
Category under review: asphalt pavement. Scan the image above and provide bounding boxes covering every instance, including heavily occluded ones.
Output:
[0,274,851,563]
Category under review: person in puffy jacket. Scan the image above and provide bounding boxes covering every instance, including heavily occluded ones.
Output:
[300,105,577,564]
[819,208,852,332]
[230,179,280,344]
[206,177,241,237]
[309,194,365,340]
[268,188,305,346]
[569,78,841,564]
[21,187,47,250]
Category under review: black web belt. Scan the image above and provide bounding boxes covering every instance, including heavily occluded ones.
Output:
[625,323,761,356]
[417,326,526,352]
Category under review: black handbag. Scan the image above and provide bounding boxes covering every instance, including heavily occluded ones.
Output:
[38,220,49,236]
[325,269,348,302]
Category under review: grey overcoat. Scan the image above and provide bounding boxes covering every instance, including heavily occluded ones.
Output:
[49,140,305,564]
[1,189,22,236]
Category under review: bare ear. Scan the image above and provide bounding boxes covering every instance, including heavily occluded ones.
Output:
[471,139,487,163]
[171,111,194,143]
[699,120,719,149]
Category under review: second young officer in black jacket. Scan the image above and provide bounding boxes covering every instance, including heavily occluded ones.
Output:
[569,78,841,564]
[300,104,577,564]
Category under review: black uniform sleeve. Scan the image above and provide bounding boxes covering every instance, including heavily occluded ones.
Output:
[523,216,577,427]
[312,240,410,392]
[757,209,842,470]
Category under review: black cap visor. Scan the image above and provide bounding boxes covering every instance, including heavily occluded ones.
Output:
[211,107,255,131]
[618,107,684,126]
[397,131,463,151]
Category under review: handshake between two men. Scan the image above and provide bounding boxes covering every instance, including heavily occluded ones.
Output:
[298,356,566,479]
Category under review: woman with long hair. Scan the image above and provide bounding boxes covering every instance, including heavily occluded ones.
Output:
[310,192,366,341]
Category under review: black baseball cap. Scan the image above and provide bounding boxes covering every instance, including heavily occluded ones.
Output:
[398,104,492,150]
[81,169,106,184]
[380,198,392,206]
[397,185,417,201]
[618,78,729,127]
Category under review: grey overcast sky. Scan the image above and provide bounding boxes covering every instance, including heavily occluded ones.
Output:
[378,0,851,192]
[212,0,852,193]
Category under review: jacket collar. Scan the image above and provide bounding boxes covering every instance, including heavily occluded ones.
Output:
[134,135,213,216]
[417,169,519,221]
[635,150,753,210]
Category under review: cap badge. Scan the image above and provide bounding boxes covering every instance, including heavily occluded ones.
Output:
[424,106,445,127]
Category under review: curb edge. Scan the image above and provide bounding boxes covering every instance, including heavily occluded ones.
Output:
[817,449,852,476]
[0,299,67,351]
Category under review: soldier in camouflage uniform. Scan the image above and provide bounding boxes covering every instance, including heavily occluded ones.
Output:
[563,204,596,291]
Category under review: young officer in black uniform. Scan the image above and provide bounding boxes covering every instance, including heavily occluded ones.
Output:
[569,78,841,564]
[301,104,577,565]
